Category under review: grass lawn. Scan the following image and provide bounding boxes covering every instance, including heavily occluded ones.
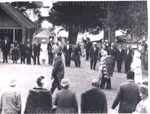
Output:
[0,52,148,114]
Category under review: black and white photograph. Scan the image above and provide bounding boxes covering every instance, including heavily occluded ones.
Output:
[0,0,148,114]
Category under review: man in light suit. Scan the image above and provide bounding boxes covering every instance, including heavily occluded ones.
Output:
[111,71,141,113]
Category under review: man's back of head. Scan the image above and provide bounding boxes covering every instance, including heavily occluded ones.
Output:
[127,71,135,80]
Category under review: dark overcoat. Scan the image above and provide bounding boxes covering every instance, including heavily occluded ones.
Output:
[24,88,52,114]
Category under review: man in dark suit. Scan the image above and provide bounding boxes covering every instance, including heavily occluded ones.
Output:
[73,42,81,67]
[33,39,41,65]
[47,38,54,65]
[51,53,64,94]
[111,71,140,113]
[116,44,124,73]
[107,42,116,71]
[25,39,32,65]
[19,40,26,64]
[124,45,133,73]
[90,42,99,70]
[81,79,107,113]
[85,38,92,60]
[63,41,72,67]
[1,36,10,63]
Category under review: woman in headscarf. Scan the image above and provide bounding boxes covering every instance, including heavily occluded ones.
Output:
[54,78,78,113]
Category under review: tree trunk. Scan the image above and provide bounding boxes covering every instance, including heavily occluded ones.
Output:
[68,25,78,44]
[108,28,116,43]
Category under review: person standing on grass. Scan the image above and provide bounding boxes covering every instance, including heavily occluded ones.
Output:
[115,44,124,73]
[124,45,133,73]
[54,78,78,113]
[19,39,26,64]
[131,49,142,84]
[11,41,19,63]
[40,39,48,65]
[81,79,107,113]
[107,42,116,71]
[24,76,52,114]
[25,39,32,65]
[0,78,21,114]
[47,38,54,65]
[51,52,65,94]
[99,51,113,89]
[33,39,41,65]
[73,42,82,67]
[85,38,92,60]
[1,36,10,63]
[111,71,141,113]
[90,42,99,70]
[63,41,72,67]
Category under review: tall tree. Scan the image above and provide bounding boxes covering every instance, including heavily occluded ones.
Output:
[11,2,43,29]
[48,1,147,43]
[48,2,107,44]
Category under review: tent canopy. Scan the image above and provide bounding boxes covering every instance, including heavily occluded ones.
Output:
[34,29,52,43]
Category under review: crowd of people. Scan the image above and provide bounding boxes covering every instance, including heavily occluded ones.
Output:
[0,72,148,114]
[0,36,148,114]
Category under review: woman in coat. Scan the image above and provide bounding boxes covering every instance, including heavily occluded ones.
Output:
[131,49,142,84]
[54,78,78,113]
[24,76,52,113]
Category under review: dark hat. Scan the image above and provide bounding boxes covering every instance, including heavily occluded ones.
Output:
[139,84,148,96]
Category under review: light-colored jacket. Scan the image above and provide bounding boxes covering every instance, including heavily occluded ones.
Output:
[0,86,21,114]
[131,50,142,84]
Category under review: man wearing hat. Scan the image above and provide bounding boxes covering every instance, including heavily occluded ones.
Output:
[111,71,141,113]
[0,78,21,114]
[81,79,107,113]
[90,42,99,69]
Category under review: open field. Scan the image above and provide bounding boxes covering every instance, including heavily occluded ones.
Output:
[0,53,148,113]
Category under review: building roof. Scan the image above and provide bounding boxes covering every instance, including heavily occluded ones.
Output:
[0,3,37,29]
[35,29,51,38]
